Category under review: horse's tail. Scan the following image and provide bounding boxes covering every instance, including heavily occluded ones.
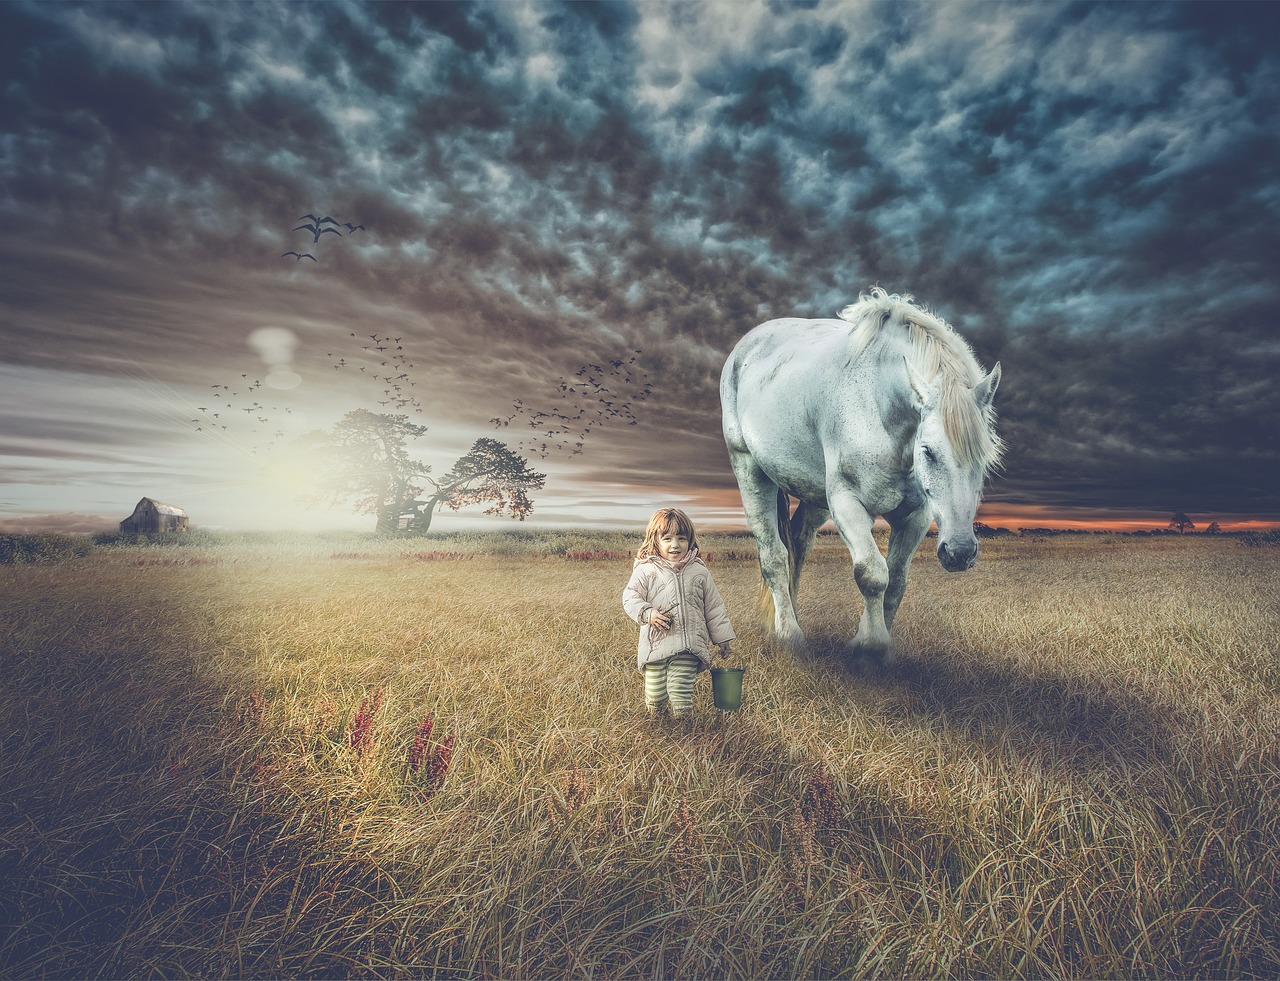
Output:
[758,490,798,629]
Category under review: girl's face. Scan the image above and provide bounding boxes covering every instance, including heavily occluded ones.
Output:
[657,528,690,561]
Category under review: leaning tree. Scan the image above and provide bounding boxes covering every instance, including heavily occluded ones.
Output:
[402,437,546,534]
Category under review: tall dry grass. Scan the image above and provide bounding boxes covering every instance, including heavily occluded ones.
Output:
[1,532,1277,977]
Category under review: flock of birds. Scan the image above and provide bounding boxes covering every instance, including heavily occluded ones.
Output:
[281,213,366,262]
[182,212,379,456]
[328,331,424,416]
[279,212,428,416]
[183,210,653,464]
[491,353,653,459]
[190,375,294,455]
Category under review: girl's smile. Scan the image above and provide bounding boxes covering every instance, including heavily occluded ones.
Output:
[658,532,690,561]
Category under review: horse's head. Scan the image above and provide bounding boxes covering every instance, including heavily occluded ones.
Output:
[905,358,1002,572]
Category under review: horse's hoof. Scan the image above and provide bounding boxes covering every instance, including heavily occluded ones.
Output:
[776,626,807,654]
[850,634,892,666]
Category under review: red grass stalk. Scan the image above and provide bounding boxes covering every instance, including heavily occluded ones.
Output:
[405,715,455,798]
[564,765,590,810]
[427,732,455,793]
[407,714,434,774]
[672,799,706,900]
[243,685,266,727]
[347,687,385,757]
[802,763,846,839]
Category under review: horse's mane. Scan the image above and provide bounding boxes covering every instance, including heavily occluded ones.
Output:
[838,287,1004,473]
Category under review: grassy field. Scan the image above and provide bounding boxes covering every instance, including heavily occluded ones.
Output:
[1,530,1277,978]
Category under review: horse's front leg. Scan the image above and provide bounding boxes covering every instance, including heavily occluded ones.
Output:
[828,485,891,663]
[883,504,933,637]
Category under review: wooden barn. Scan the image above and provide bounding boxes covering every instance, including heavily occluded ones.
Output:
[119,497,189,534]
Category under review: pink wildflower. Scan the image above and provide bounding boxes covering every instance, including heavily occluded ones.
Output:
[407,714,434,774]
[347,687,385,757]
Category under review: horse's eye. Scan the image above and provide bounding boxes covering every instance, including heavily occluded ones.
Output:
[922,446,937,464]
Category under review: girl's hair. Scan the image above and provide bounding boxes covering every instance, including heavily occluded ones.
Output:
[637,507,699,559]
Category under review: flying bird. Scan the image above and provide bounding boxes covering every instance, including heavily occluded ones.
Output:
[282,251,317,261]
[342,222,366,232]
[293,223,342,243]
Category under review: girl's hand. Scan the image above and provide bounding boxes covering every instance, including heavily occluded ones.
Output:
[648,607,673,631]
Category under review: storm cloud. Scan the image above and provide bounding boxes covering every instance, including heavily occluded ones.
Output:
[1,0,1277,530]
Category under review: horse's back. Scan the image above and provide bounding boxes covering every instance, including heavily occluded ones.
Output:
[725,317,848,370]
[721,318,849,420]
[721,317,859,501]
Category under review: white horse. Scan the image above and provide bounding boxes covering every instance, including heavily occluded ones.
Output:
[720,288,1003,663]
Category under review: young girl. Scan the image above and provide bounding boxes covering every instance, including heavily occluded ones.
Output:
[622,507,736,721]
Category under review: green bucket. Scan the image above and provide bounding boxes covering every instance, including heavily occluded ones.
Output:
[710,666,745,711]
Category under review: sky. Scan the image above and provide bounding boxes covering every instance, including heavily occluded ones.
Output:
[1,0,1278,535]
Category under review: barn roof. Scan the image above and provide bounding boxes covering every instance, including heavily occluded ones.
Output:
[140,497,187,517]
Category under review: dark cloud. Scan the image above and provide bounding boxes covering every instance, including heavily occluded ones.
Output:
[1,0,1277,530]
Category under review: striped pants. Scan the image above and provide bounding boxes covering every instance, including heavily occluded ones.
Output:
[644,652,700,716]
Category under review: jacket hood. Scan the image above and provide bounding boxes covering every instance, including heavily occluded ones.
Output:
[634,548,702,573]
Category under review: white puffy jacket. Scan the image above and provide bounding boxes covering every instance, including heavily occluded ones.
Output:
[622,552,736,673]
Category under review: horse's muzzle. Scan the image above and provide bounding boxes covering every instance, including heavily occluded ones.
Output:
[937,538,978,572]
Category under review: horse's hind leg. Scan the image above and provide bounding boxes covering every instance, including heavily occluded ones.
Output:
[789,501,830,596]
[728,450,805,651]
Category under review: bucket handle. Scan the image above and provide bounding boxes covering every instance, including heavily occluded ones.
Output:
[713,646,745,670]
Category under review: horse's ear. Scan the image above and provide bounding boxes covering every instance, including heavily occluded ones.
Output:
[973,362,1001,412]
[903,356,938,411]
